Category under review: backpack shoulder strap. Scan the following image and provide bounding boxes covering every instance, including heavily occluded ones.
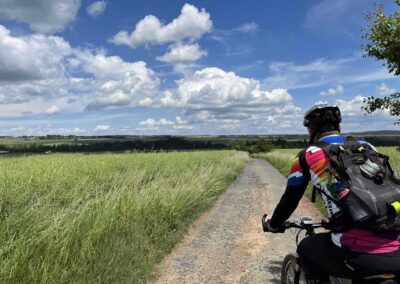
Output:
[317,141,351,185]
[297,148,310,179]
[298,148,318,202]
[300,143,343,205]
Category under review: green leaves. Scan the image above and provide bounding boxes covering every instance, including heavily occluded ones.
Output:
[363,93,400,124]
[362,1,400,124]
[363,2,400,76]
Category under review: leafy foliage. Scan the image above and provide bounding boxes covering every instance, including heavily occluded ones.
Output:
[362,1,400,122]
[363,2,400,75]
[249,138,274,153]
[228,139,249,151]
[363,93,400,124]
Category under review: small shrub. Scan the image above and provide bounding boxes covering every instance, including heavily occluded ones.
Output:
[249,138,273,154]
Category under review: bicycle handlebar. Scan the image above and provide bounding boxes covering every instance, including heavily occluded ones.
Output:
[262,214,331,234]
[282,220,328,230]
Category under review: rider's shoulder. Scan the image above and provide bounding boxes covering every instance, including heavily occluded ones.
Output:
[294,146,324,167]
[297,145,324,157]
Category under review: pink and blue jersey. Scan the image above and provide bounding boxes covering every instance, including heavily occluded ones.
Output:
[282,135,400,254]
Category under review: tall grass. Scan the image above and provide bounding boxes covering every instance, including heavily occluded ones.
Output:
[380,147,400,176]
[254,149,300,177]
[255,147,400,215]
[0,151,248,283]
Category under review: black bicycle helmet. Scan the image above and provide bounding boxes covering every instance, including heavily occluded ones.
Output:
[303,103,342,129]
[303,104,342,143]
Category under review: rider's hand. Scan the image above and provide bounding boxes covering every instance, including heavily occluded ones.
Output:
[262,217,286,233]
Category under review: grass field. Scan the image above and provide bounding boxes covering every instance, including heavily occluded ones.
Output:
[0,150,248,284]
[255,147,400,214]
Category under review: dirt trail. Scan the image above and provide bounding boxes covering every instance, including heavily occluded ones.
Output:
[149,158,322,284]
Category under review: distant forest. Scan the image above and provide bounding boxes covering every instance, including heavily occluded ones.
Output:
[0,133,398,154]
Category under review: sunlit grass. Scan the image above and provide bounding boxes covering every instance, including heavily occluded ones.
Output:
[0,151,248,283]
[380,147,400,176]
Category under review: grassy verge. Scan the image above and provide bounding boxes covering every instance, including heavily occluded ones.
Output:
[380,147,400,176]
[254,147,400,216]
[0,151,248,283]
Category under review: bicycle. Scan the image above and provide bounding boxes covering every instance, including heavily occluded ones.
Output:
[261,214,399,284]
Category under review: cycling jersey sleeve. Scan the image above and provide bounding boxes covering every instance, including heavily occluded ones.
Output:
[269,149,311,228]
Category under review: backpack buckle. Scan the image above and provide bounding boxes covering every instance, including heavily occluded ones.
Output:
[357,146,365,153]
[390,201,400,214]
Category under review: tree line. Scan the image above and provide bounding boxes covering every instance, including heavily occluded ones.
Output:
[0,137,307,154]
[0,135,398,154]
[0,137,226,153]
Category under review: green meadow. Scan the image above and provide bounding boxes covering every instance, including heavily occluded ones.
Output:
[0,151,248,283]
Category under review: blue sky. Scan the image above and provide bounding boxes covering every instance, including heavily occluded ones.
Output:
[0,0,399,135]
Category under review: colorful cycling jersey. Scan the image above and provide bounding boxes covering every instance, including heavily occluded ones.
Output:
[271,134,400,254]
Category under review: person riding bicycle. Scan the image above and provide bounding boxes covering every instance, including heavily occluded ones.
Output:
[264,104,400,283]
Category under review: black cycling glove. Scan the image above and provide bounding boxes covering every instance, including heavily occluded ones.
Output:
[262,215,286,233]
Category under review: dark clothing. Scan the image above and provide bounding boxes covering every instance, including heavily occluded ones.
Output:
[297,233,400,282]
[269,135,400,281]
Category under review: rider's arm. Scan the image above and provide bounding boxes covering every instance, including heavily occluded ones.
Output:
[269,150,310,229]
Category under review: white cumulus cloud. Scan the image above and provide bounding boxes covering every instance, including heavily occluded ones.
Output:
[220,119,241,129]
[109,4,212,48]
[162,67,292,109]
[140,118,173,127]
[319,85,344,96]
[7,125,86,135]
[377,83,395,96]
[73,50,160,111]
[0,25,72,81]
[160,67,301,129]
[138,117,192,131]
[335,95,365,117]
[45,105,60,115]
[0,25,160,115]
[95,124,112,132]
[173,116,193,130]
[156,43,207,64]
[333,95,398,132]
[0,0,81,34]
[87,1,107,18]
[138,97,153,107]
[74,127,85,133]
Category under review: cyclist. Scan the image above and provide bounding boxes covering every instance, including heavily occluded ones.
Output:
[264,104,400,283]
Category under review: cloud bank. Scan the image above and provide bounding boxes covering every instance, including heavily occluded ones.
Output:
[0,0,81,34]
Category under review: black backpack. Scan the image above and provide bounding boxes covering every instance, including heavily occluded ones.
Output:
[308,137,400,232]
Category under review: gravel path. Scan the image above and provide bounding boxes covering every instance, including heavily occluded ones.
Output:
[149,158,322,284]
